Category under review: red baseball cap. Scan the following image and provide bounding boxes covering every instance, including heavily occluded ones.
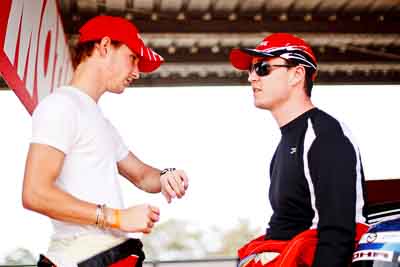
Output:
[78,15,164,73]
[230,33,317,80]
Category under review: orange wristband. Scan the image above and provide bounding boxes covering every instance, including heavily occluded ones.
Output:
[111,209,121,229]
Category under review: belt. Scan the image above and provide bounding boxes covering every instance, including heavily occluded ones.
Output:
[78,238,145,267]
[38,238,145,267]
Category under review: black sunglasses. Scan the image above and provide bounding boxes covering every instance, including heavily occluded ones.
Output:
[249,61,297,77]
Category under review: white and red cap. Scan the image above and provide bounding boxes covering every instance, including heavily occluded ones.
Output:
[230,33,317,80]
[78,15,164,73]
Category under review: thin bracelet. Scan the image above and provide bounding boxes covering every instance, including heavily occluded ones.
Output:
[160,168,176,176]
[95,204,101,226]
[99,204,107,229]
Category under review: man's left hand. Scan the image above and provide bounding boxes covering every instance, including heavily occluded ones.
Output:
[160,169,189,203]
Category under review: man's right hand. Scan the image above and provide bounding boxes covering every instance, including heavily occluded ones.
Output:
[119,204,160,233]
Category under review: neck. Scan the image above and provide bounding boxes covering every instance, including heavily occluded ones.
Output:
[271,94,315,127]
[69,61,107,103]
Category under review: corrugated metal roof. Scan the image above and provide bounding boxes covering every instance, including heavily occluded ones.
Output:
[1,0,399,88]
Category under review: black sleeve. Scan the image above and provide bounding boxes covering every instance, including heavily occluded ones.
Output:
[308,134,358,267]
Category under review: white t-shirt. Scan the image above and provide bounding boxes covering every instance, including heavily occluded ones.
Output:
[31,86,129,241]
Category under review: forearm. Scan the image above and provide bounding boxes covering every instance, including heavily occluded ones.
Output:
[309,135,359,267]
[122,164,162,193]
[117,152,162,193]
[23,183,98,226]
[117,153,188,203]
[312,226,355,267]
[312,187,356,267]
[23,184,161,234]
[136,165,162,193]
[312,181,356,267]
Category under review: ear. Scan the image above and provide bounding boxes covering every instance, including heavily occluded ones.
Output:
[288,65,306,88]
[97,36,112,57]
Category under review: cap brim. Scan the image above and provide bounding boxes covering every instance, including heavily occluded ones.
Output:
[137,45,164,73]
[127,41,164,73]
[229,48,274,70]
[138,59,163,73]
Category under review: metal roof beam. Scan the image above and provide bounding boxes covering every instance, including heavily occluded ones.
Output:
[61,13,399,34]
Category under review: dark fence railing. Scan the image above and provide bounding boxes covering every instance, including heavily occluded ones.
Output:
[0,257,239,267]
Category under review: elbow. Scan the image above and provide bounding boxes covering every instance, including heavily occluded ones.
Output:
[22,186,42,212]
[22,189,35,211]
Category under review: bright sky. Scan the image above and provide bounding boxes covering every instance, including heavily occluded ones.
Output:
[0,84,399,261]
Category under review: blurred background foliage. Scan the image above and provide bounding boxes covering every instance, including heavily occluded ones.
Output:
[1,218,261,264]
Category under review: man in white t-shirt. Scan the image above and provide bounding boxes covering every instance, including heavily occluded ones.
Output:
[22,15,189,267]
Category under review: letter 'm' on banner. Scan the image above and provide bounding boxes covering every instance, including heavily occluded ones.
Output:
[0,0,73,114]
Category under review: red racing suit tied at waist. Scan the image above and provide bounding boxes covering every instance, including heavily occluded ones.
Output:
[238,223,369,267]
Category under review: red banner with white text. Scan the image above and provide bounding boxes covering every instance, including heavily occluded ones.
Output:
[0,0,73,114]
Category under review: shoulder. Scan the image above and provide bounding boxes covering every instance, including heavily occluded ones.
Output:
[307,109,346,138]
[305,109,358,154]
[38,87,80,108]
[33,88,80,122]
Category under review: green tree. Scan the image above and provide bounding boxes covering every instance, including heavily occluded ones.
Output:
[212,218,262,257]
[141,218,262,260]
[142,219,208,260]
[3,247,36,265]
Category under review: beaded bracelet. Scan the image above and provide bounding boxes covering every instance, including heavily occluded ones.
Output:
[95,204,107,229]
